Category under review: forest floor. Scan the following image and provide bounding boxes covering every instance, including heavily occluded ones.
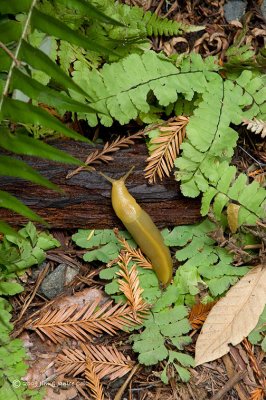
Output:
[9,1,266,400]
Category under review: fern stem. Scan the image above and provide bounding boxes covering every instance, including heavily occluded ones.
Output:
[0,0,37,110]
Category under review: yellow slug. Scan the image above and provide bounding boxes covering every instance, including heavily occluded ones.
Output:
[100,167,173,285]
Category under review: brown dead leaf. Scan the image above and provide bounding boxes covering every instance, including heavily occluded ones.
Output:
[195,265,266,366]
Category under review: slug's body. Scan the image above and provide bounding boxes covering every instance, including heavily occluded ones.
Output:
[101,168,173,285]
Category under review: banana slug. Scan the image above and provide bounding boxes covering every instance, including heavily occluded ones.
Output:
[100,167,173,285]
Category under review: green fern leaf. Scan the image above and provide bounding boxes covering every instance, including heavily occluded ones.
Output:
[73,51,217,126]
[175,71,265,199]
[56,0,124,26]
[202,163,266,224]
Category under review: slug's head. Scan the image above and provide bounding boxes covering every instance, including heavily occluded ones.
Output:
[99,166,135,186]
[100,167,141,222]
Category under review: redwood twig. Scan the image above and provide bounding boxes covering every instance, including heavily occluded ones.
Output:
[0,42,20,66]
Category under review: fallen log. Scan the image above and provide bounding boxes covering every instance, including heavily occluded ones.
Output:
[0,140,201,229]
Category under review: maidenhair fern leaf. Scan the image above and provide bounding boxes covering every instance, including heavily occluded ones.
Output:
[201,161,266,225]
[175,70,266,203]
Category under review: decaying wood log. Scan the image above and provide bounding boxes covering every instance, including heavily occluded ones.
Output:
[0,140,201,229]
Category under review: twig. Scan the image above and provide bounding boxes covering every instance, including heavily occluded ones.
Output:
[210,370,247,400]
[114,364,141,400]
[66,118,177,179]
[0,42,20,66]
[14,263,50,323]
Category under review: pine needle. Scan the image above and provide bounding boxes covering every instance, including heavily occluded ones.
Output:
[242,118,266,138]
[56,348,86,376]
[81,343,135,381]
[85,355,104,400]
[28,297,137,343]
[114,228,152,270]
[249,388,265,400]
[116,252,151,321]
[189,301,216,329]
[144,116,189,184]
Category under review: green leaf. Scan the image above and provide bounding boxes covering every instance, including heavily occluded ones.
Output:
[11,68,96,114]
[72,229,118,249]
[0,0,31,13]
[36,232,60,250]
[0,128,82,165]
[0,190,43,223]
[169,351,194,368]
[174,364,191,382]
[208,276,238,296]
[0,221,20,238]
[19,40,89,97]
[0,281,24,296]
[1,98,90,142]
[31,9,116,55]
[0,20,22,43]
[132,326,168,365]
[56,0,124,26]
[0,155,58,190]
[99,265,120,280]
[83,242,121,263]
[19,221,37,245]
[248,305,266,348]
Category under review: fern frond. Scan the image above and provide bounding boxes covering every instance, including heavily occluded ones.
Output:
[71,51,219,126]
[85,356,104,400]
[90,0,201,38]
[175,70,266,198]
[115,229,152,270]
[201,162,266,226]
[116,252,151,321]
[242,118,266,138]
[145,116,188,183]
[28,298,136,343]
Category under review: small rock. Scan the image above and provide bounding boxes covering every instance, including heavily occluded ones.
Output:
[224,0,247,22]
[40,263,78,299]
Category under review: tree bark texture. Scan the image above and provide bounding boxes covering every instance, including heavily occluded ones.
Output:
[0,140,201,229]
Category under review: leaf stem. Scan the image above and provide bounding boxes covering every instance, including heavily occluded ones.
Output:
[0,42,20,67]
[0,0,37,111]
